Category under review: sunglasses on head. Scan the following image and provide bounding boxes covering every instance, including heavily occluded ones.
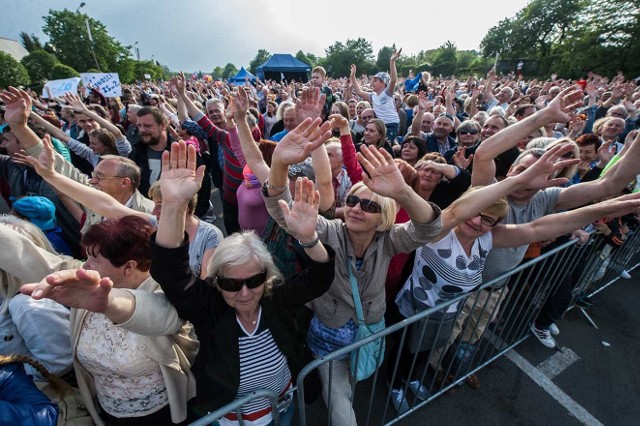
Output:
[216,270,267,292]
[345,195,382,214]
[459,129,478,135]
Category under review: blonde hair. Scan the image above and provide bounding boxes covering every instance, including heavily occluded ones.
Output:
[348,182,396,232]
[148,181,198,214]
[0,354,71,399]
[545,138,579,180]
[454,186,508,222]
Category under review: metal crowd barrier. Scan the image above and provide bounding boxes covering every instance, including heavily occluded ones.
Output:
[189,230,640,426]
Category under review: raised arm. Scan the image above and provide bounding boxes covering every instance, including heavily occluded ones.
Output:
[17,135,148,221]
[357,144,437,224]
[387,48,401,94]
[410,92,431,136]
[349,64,371,101]
[0,87,41,151]
[472,85,584,186]
[63,93,125,140]
[439,143,578,239]
[29,111,71,143]
[232,89,270,183]
[493,192,640,248]
[174,71,206,120]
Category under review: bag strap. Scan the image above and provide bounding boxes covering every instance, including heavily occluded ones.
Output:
[409,276,418,315]
[342,225,365,325]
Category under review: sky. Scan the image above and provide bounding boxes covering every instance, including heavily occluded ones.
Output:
[2,0,531,73]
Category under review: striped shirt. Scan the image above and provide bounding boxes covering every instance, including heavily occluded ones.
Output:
[196,115,243,205]
[221,309,292,425]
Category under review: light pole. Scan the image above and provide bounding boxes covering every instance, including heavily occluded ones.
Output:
[78,2,101,71]
[134,41,140,61]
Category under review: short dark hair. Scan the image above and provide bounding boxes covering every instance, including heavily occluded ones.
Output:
[137,106,167,125]
[575,133,601,151]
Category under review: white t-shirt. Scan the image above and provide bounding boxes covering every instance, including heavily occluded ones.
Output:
[370,89,399,125]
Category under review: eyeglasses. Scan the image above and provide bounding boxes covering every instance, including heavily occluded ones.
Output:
[478,213,499,227]
[91,171,125,181]
[438,113,455,121]
[459,129,478,135]
[345,195,382,214]
[217,270,267,292]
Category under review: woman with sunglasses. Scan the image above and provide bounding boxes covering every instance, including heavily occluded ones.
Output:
[151,141,336,424]
[262,116,447,425]
[444,119,482,171]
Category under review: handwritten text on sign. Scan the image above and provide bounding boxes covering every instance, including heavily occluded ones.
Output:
[81,73,122,97]
[42,78,81,98]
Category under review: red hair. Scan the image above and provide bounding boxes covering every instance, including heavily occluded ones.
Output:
[82,216,155,271]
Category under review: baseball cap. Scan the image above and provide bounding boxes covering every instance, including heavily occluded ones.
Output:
[373,72,390,86]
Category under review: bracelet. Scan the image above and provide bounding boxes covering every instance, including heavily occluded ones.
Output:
[298,235,320,249]
[264,178,288,192]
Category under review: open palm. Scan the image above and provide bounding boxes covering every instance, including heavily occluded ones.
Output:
[275,118,332,166]
[357,144,406,197]
[279,177,319,241]
[160,141,205,205]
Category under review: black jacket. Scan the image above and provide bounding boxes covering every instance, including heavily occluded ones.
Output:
[150,236,336,415]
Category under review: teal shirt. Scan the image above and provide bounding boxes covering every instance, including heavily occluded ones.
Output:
[50,137,72,162]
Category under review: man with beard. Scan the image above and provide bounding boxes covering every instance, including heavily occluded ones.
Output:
[425,113,457,155]
[129,107,211,216]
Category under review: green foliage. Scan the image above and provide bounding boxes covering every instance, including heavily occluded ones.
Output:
[321,38,375,77]
[376,46,394,71]
[222,63,238,79]
[134,60,166,81]
[212,66,224,80]
[19,32,44,53]
[0,52,31,88]
[114,58,136,83]
[430,41,458,76]
[248,49,271,74]
[43,9,130,72]
[479,0,638,77]
[295,50,312,66]
[50,63,80,79]
[21,50,59,83]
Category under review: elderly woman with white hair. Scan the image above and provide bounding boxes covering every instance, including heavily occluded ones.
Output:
[151,140,336,424]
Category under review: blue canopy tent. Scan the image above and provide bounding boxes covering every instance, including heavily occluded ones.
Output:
[255,54,311,82]
[228,67,257,84]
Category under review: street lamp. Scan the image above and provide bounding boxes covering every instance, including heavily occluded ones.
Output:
[77,2,101,71]
[134,41,140,61]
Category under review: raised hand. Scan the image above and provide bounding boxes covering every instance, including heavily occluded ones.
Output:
[232,87,250,121]
[159,140,206,205]
[417,92,432,111]
[453,147,473,170]
[328,113,349,132]
[12,134,57,178]
[517,143,579,190]
[390,47,402,62]
[278,177,319,242]
[597,140,615,165]
[593,192,640,220]
[274,117,332,166]
[174,71,188,97]
[21,269,113,313]
[543,85,584,123]
[0,87,32,126]
[63,92,88,113]
[357,144,407,198]
[295,87,326,122]
[350,64,357,80]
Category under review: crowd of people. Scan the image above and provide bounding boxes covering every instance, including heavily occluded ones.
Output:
[1,47,640,425]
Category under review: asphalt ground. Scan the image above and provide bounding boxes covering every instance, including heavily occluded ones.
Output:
[212,188,640,426]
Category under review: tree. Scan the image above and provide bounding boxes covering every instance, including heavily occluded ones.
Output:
[430,41,458,76]
[19,32,44,53]
[50,63,80,79]
[248,49,271,74]
[376,46,395,71]
[21,50,59,83]
[295,50,312,66]
[212,66,224,80]
[43,9,130,72]
[222,63,238,79]
[321,38,375,77]
[0,52,30,88]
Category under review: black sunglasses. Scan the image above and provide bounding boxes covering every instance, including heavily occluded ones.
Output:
[459,129,478,135]
[345,195,382,214]
[217,270,267,292]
